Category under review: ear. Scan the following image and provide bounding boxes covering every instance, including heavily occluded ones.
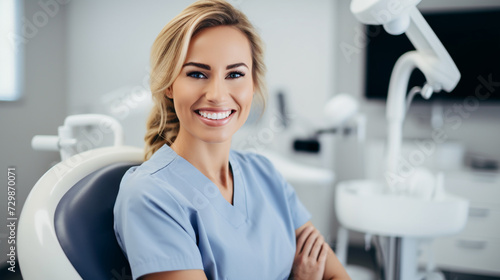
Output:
[165,87,173,99]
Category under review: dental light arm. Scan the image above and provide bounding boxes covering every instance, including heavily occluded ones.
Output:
[350,0,461,189]
[32,114,124,160]
[404,6,460,93]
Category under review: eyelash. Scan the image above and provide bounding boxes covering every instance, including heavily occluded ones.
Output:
[186,71,245,79]
[227,72,245,79]
[187,71,206,79]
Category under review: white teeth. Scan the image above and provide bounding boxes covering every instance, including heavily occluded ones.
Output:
[197,110,232,120]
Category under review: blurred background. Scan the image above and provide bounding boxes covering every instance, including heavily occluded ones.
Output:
[1,0,500,279]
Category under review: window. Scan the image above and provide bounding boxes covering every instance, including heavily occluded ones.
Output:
[0,0,23,101]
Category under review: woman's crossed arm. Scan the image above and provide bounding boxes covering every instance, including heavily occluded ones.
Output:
[292,221,351,280]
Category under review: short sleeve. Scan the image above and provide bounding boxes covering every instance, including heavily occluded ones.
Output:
[114,174,203,279]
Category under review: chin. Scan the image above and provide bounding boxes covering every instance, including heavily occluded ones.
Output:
[199,132,233,145]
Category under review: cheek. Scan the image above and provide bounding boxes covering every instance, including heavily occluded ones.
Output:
[171,79,197,112]
[232,80,254,107]
[171,87,191,123]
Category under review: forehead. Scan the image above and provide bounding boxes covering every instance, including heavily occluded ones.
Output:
[185,26,252,66]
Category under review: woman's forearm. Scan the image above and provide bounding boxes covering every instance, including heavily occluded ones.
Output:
[322,246,351,280]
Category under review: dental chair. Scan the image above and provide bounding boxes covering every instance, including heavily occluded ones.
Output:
[18,115,143,279]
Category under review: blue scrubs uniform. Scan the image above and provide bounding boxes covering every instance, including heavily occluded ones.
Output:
[114,144,311,280]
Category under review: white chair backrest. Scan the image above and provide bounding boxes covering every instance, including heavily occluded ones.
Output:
[18,146,143,280]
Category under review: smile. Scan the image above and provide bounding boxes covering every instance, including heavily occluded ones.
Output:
[196,110,233,120]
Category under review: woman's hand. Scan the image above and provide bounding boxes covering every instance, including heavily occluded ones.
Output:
[291,225,328,280]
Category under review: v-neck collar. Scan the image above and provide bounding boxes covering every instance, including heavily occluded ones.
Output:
[164,145,248,228]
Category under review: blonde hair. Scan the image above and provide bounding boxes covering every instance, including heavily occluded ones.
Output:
[144,0,267,160]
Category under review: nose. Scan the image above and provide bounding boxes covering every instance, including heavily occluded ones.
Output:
[205,76,228,103]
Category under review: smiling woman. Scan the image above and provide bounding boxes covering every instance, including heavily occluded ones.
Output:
[0,0,23,101]
[143,0,267,161]
[112,1,350,280]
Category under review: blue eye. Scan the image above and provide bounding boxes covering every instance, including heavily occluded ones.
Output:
[187,72,207,79]
[227,72,245,79]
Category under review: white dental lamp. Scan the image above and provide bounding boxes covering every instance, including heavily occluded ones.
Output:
[353,0,461,182]
[351,0,460,191]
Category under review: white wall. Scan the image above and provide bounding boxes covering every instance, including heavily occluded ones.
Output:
[66,0,187,114]
[0,0,67,264]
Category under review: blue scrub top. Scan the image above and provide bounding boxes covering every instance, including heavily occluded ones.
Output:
[114,144,311,280]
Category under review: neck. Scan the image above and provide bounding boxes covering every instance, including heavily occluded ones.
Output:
[171,129,232,190]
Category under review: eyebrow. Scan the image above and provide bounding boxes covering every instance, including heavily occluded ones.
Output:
[183,62,210,70]
[182,62,248,70]
[226,63,248,70]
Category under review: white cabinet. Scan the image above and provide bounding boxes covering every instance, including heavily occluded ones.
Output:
[427,171,500,276]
